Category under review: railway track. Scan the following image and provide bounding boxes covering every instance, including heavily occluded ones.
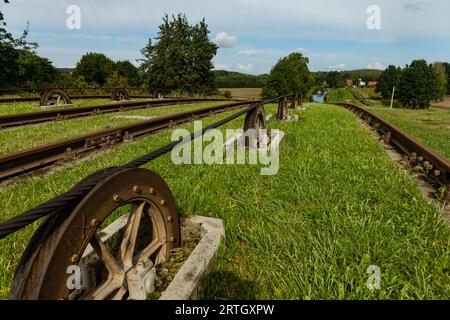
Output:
[0,98,230,128]
[0,95,157,104]
[335,103,450,188]
[0,93,287,300]
[0,100,254,182]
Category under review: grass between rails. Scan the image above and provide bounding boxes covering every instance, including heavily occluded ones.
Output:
[326,88,359,105]
[364,105,450,160]
[0,104,449,299]
[0,99,118,115]
[0,101,227,155]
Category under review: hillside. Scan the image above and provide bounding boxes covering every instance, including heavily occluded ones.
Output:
[213,70,268,88]
[313,69,383,83]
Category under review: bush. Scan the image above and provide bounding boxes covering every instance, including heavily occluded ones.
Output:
[223,90,232,99]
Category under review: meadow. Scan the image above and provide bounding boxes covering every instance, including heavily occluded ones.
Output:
[0,103,448,299]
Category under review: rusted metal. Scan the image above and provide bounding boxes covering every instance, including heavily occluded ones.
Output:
[0,101,251,181]
[111,88,129,101]
[243,103,266,131]
[0,98,229,129]
[335,103,450,185]
[276,96,288,120]
[0,95,160,104]
[39,88,72,107]
[9,168,179,300]
[290,94,299,109]
[243,103,267,148]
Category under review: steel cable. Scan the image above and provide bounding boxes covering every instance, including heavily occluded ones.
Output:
[0,105,254,240]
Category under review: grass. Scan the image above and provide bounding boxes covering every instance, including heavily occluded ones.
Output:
[0,103,449,299]
[0,98,119,115]
[219,88,261,100]
[327,88,450,161]
[365,105,450,160]
[0,101,227,155]
[326,88,358,104]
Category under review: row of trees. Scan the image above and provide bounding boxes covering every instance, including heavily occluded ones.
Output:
[376,60,449,109]
[313,69,383,88]
[2,4,218,96]
[214,70,268,88]
[73,53,140,87]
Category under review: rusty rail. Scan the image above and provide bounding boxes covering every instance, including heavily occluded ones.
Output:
[335,103,450,184]
[0,95,160,104]
[0,101,253,181]
[0,98,230,128]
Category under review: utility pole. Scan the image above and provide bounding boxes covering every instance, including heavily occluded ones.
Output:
[390,86,396,109]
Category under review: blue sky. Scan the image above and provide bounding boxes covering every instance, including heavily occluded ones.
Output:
[2,0,450,74]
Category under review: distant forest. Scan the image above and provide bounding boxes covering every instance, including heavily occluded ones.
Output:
[213,70,269,88]
[214,69,382,89]
[52,68,382,89]
[313,69,383,86]
[53,68,383,89]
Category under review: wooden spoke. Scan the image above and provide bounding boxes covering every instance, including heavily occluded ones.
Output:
[83,235,124,300]
[119,202,146,270]
[111,287,128,300]
[90,235,123,276]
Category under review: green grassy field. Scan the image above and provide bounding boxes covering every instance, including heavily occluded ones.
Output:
[326,88,358,104]
[327,88,450,161]
[365,105,450,160]
[219,88,261,100]
[0,101,227,155]
[0,103,448,299]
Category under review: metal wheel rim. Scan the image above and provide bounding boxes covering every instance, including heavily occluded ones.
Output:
[9,168,179,300]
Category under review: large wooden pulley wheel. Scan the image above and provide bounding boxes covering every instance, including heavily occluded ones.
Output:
[40,88,72,107]
[9,168,180,300]
[243,104,267,148]
[244,104,266,131]
[111,88,129,101]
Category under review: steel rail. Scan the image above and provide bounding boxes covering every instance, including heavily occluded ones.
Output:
[0,98,230,128]
[0,100,253,181]
[0,95,160,104]
[335,103,450,183]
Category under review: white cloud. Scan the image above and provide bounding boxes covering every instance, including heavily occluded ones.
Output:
[293,48,308,54]
[238,49,257,56]
[328,64,347,70]
[213,32,237,48]
[236,64,254,71]
[213,63,232,71]
[119,36,133,43]
[367,61,385,70]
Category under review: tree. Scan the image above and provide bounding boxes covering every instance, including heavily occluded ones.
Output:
[106,71,129,88]
[261,52,312,99]
[74,53,114,85]
[397,60,439,109]
[114,60,140,86]
[375,65,401,99]
[16,50,58,87]
[140,14,217,96]
[223,90,232,99]
[433,62,448,101]
[1,1,54,90]
[443,62,450,95]
[325,71,344,88]
[54,74,89,95]
[182,19,217,95]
